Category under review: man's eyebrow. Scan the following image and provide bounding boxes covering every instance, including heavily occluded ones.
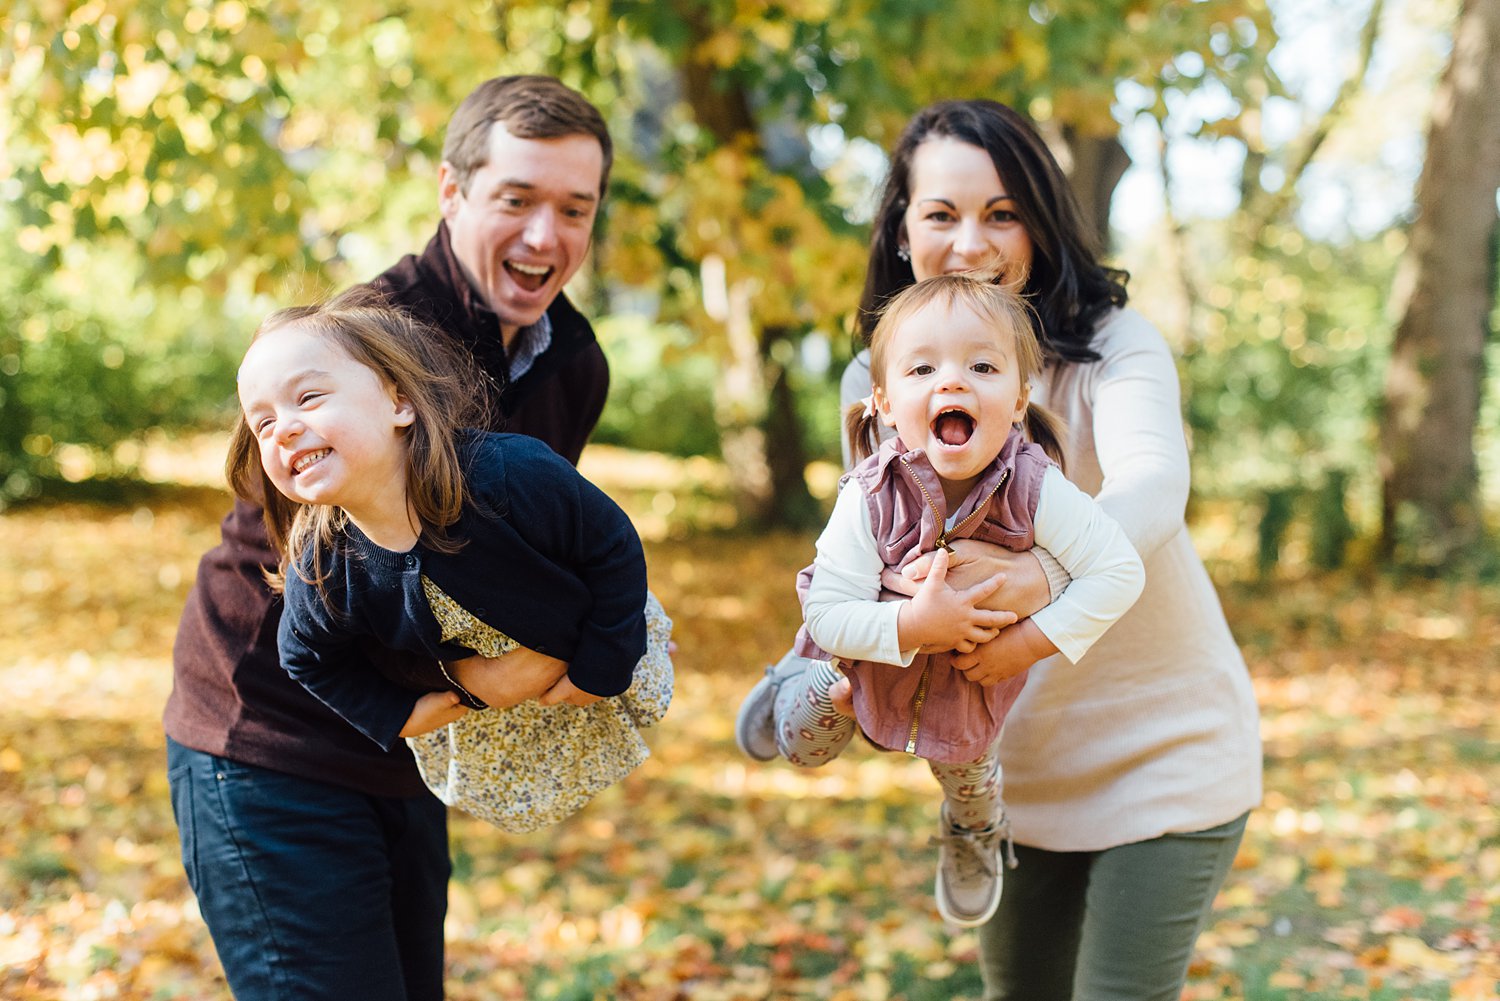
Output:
[494,177,598,204]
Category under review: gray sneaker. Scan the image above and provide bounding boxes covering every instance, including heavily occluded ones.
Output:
[932,804,1005,927]
[733,652,809,761]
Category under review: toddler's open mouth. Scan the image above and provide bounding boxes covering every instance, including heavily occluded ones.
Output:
[932,409,975,446]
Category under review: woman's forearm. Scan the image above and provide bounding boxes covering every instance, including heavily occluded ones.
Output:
[886,540,1053,619]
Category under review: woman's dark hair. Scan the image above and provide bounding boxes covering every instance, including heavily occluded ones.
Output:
[226,286,491,593]
[858,99,1128,362]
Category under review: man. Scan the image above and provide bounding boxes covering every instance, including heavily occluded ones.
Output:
[164,76,614,1001]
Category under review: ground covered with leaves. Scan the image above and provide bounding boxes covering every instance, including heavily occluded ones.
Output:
[1,448,1497,1000]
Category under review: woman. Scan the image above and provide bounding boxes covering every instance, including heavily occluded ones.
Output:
[848,100,1261,1000]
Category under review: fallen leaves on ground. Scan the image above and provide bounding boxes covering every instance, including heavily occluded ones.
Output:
[0,453,1496,1000]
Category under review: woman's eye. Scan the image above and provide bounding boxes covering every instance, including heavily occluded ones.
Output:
[925,211,954,223]
[989,210,1018,223]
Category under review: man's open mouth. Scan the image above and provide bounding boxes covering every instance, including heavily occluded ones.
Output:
[505,260,553,292]
[932,409,975,446]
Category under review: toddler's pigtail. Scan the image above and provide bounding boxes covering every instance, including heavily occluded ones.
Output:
[845,399,882,464]
[1023,402,1068,474]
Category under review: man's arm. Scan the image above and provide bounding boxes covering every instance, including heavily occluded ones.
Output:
[447,645,569,709]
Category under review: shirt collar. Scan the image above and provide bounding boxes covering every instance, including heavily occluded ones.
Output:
[506,312,553,381]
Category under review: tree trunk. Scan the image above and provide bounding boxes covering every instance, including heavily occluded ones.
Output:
[675,5,818,527]
[760,325,822,528]
[1060,128,1132,253]
[1379,0,1500,568]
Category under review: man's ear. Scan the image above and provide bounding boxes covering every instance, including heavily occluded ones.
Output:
[437,162,462,221]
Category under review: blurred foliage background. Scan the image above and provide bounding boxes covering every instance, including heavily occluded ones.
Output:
[3,0,1498,572]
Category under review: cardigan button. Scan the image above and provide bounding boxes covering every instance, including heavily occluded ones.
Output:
[404,555,417,569]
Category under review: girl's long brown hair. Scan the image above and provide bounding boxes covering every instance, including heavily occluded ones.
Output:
[226,286,491,594]
[846,272,1066,470]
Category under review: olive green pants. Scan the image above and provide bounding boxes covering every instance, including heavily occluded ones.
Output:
[979,812,1248,1001]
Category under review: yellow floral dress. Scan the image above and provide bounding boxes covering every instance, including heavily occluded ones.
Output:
[406,578,674,833]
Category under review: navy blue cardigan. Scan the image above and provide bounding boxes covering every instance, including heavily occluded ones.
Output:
[278,431,648,750]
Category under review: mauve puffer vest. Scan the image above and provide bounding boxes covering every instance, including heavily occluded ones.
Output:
[793,430,1052,763]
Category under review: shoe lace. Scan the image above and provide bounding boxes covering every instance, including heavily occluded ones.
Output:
[931,813,1020,878]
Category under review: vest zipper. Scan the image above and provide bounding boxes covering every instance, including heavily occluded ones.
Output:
[942,467,1011,547]
[905,662,930,753]
[894,458,1011,756]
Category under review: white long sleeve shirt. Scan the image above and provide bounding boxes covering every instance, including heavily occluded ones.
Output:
[805,464,1144,668]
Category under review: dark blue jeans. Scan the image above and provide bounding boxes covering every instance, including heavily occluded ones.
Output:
[166,738,450,1001]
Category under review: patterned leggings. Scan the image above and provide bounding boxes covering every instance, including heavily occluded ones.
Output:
[772,657,1004,830]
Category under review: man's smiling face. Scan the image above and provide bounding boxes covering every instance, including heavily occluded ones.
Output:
[439,122,605,344]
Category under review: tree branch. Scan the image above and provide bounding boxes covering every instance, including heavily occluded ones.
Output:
[1241,0,1388,243]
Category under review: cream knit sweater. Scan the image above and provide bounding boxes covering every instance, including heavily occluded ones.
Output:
[840,307,1262,850]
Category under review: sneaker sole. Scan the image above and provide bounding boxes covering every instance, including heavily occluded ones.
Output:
[733,673,781,761]
[934,866,1002,927]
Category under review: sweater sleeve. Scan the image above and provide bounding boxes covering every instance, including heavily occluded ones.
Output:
[278,574,421,751]
[804,482,915,666]
[1089,315,1193,559]
[1027,466,1146,663]
[501,437,648,696]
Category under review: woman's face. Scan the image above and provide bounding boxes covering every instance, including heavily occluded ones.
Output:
[900,137,1034,284]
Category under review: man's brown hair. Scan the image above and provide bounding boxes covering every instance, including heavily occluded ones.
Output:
[442,75,612,196]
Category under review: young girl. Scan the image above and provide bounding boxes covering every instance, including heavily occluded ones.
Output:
[742,273,1144,927]
[228,287,672,833]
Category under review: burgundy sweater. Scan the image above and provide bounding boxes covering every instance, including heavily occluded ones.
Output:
[162,222,610,796]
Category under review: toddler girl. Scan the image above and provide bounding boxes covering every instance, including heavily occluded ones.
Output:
[228,287,672,833]
[742,273,1143,926]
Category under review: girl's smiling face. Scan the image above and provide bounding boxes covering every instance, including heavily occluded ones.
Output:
[901,136,1034,284]
[236,321,415,521]
[875,297,1030,504]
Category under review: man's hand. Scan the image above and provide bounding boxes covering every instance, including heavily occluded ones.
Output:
[398,690,468,738]
[538,674,605,708]
[896,547,1015,651]
[951,620,1058,686]
[894,540,1052,619]
[448,645,569,708]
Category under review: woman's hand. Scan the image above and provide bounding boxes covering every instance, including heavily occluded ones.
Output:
[951,620,1059,686]
[892,540,1052,620]
[448,645,569,708]
[896,547,1015,651]
[398,690,468,738]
